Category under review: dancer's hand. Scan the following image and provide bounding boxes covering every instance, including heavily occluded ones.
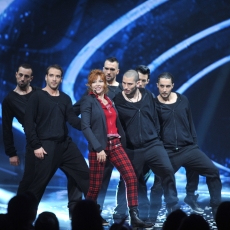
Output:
[97,150,107,162]
[9,156,20,166]
[34,147,47,159]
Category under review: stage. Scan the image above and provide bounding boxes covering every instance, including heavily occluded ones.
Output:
[0,167,229,230]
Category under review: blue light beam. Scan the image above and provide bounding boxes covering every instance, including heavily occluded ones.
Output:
[148,19,230,72]
[176,56,230,94]
[62,0,168,103]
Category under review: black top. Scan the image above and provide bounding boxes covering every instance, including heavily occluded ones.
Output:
[155,93,197,150]
[24,89,81,150]
[80,94,126,152]
[107,83,123,100]
[113,88,160,148]
[2,86,38,157]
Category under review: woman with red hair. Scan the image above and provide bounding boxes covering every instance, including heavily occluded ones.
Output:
[80,69,153,228]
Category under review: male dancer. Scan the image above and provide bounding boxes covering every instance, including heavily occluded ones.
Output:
[136,66,203,221]
[23,64,89,211]
[152,72,222,218]
[113,65,154,219]
[2,64,83,218]
[113,70,180,218]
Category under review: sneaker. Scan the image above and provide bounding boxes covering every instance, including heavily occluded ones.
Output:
[101,216,109,226]
[184,194,204,214]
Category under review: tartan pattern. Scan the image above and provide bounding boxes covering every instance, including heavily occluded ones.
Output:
[86,138,138,207]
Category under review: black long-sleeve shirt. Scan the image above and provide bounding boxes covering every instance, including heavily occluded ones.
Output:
[2,87,38,157]
[24,89,81,150]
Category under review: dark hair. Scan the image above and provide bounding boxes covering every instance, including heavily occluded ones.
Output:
[18,63,33,75]
[86,69,108,94]
[105,57,119,67]
[163,209,187,230]
[136,65,150,79]
[35,211,59,230]
[123,69,139,82]
[178,214,210,230]
[215,201,230,230]
[7,192,38,226]
[72,200,103,230]
[157,72,174,84]
[46,64,63,77]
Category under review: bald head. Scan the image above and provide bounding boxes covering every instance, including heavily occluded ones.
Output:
[123,70,139,82]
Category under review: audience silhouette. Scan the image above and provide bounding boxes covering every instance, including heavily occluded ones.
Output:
[71,199,103,230]
[34,211,59,230]
[178,213,210,230]
[0,192,37,230]
[215,201,230,230]
[162,209,187,230]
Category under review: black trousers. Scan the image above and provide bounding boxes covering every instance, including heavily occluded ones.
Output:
[150,144,222,217]
[149,167,199,218]
[18,137,89,209]
[117,140,178,209]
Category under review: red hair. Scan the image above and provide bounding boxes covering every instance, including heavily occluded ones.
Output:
[86,69,108,94]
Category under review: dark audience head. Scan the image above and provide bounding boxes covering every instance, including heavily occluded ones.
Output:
[71,199,103,230]
[162,209,187,230]
[215,201,230,230]
[178,213,210,230]
[7,192,38,227]
[35,211,59,230]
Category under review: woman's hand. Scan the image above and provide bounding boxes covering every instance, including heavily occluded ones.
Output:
[97,150,107,162]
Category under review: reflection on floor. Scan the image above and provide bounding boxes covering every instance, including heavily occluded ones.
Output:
[0,169,229,230]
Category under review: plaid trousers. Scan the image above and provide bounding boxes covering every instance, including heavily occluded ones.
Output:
[86,138,138,207]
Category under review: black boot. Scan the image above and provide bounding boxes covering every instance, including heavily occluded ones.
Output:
[129,206,153,228]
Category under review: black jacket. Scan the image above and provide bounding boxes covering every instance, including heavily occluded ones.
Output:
[113,88,160,148]
[155,93,197,149]
[80,94,126,152]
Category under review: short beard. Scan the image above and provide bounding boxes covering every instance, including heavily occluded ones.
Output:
[18,83,28,90]
[160,91,171,101]
[126,86,137,98]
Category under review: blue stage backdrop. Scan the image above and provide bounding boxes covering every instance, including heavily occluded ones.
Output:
[0,0,230,188]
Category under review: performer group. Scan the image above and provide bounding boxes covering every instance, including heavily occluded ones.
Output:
[2,58,222,228]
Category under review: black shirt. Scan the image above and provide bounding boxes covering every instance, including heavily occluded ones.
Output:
[2,86,38,157]
[24,89,81,150]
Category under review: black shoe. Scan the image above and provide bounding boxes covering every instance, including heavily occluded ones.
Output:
[145,217,156,226]
[129,206,153,228]
[101,216,109,226]
[184,194,204,214]
[166,203,181,216]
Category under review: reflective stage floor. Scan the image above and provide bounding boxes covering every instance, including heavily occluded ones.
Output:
[0,168,229,230]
